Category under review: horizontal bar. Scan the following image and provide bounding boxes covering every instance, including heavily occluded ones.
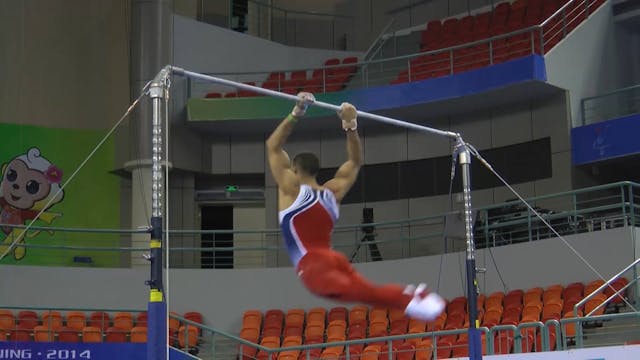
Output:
[171,67,460,139]
[0,222,149,234]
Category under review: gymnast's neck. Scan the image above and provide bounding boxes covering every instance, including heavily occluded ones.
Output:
[297,175,322,189]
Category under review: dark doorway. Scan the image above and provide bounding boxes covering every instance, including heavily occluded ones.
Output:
[201,205,233,269]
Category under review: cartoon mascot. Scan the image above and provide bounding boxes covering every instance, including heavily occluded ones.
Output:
[0,148,64,260]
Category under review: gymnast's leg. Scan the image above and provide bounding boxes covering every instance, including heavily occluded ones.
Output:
[296,249,445,321]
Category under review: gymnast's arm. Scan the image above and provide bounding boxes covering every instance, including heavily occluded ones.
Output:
[266,92,315,193]
[266,115,297,193]
[325,103,362,202]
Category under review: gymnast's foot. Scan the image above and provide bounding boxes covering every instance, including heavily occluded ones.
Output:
[404,283,446,321]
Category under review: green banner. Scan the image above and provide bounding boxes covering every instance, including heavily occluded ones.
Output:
[0,123,120,267]
[187,92,352,121]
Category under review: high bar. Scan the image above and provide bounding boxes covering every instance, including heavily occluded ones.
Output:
[169,66,460,139]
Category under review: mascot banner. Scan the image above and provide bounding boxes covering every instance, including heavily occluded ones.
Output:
[0,123,120,267]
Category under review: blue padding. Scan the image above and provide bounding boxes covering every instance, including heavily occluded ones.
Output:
[148,301,167,360]
[347,55,547,112]
[0,342,145,360]
[572,113,640,165]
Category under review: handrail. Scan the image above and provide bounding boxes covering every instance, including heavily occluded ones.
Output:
[363,18,397,61]
[246,0,353,20]
[541,0,584,27]
[582,83,640,102]
[574,257,640,317]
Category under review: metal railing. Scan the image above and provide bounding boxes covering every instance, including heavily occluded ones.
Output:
[2,303,639,359]
[581,84,640,125]
[2,181,640,269]
[188,0,607,99]
[196,0,355,50]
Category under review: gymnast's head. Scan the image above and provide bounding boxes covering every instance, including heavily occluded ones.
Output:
[292,152,320,179]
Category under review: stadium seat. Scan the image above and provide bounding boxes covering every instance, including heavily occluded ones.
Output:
[0,310,15,332]
[242,310,262,330]
[328,307,348,323]
[82,326,102,343]
[10,327,32,342]
[264,309,285,328]
[113,312,134,331]
[349,305,368,325]
[585,279,605,297]
[278,335,302,360]
[88,312,111,331]
[239,327,259,342]
[57,327,80,343]
[256,336,281,360]
[482,309,503,328]
[485,291,505,310]
[34,325,54,342]
[448,296,467,316]
[237,82,259,97]
[135,312,148,327]
[396,342,415,360]
[285,309,305,328]
[42,311,63,331]
[283,324,302,337]
[178,325,198,349]
[306,307,326,326]
[262,324,282,338]
[65,311,86,331]
[605,277,629,304]
[388,308,406,322]
[361,344,381,360]
[427,311,447,332]
[585,293,608,316]
[131,326,148,343]
[414,339,433,360]
[304,323,324,340]
[204,92,221,98]
[105,327,127,343]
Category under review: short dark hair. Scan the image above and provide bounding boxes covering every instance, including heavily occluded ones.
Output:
[292,152,320,176]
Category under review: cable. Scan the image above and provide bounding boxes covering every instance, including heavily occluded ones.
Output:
[0,82,151,260]
[487,245,508,293]
[436,138,457,294]
[467,144,638,312]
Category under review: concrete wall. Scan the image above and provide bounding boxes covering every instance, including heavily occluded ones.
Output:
[545,1,629,127]
[172,15,362,74]
[0,226,634,332]
[0,0,130,130]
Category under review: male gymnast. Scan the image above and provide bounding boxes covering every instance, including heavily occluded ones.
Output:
[266,92,445,321]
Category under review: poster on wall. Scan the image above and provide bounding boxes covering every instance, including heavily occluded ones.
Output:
[0,123,120,267]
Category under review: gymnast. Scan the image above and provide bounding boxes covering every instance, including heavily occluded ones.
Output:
[266,92,445,321]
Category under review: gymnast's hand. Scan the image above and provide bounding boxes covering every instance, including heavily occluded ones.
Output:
[291,92,315,117]
[338,102,357,131]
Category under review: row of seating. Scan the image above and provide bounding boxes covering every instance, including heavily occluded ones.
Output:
[204,57,359,98]
[391,0,607,84]
[0,310,203,349]
[237,277,628,359]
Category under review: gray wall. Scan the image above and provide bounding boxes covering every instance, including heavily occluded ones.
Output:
[545,1,629,127]
[172,14,362,74]
[1,227,635,333]
[0,0,130,130]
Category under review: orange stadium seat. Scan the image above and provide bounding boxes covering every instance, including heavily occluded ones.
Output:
[306,307,326,326]
[585,279,605,297]
[105,327,127,343]
[349,305,368,325]
[605,277,629,304]
[285,309,305,328]
[65,311,86,331]
[88,312,111,331]
[256,336,281,360]
[131,326,148,343]
[113,312,134,331]
[328,307,347,323]
[10,327,32,342]
[57,327,80,343]
[136,312,148,327]
[82,326,102,343]
[33,325,54,342]
[178,325,198,349]
[242,309,262,330]
[0,310,16,332]
[42,311,63,331]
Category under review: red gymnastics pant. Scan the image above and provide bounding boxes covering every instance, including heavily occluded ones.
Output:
[296,248,412,309]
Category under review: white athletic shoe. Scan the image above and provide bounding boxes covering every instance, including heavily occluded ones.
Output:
[404,283,446,321]
[403,284,417,295]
